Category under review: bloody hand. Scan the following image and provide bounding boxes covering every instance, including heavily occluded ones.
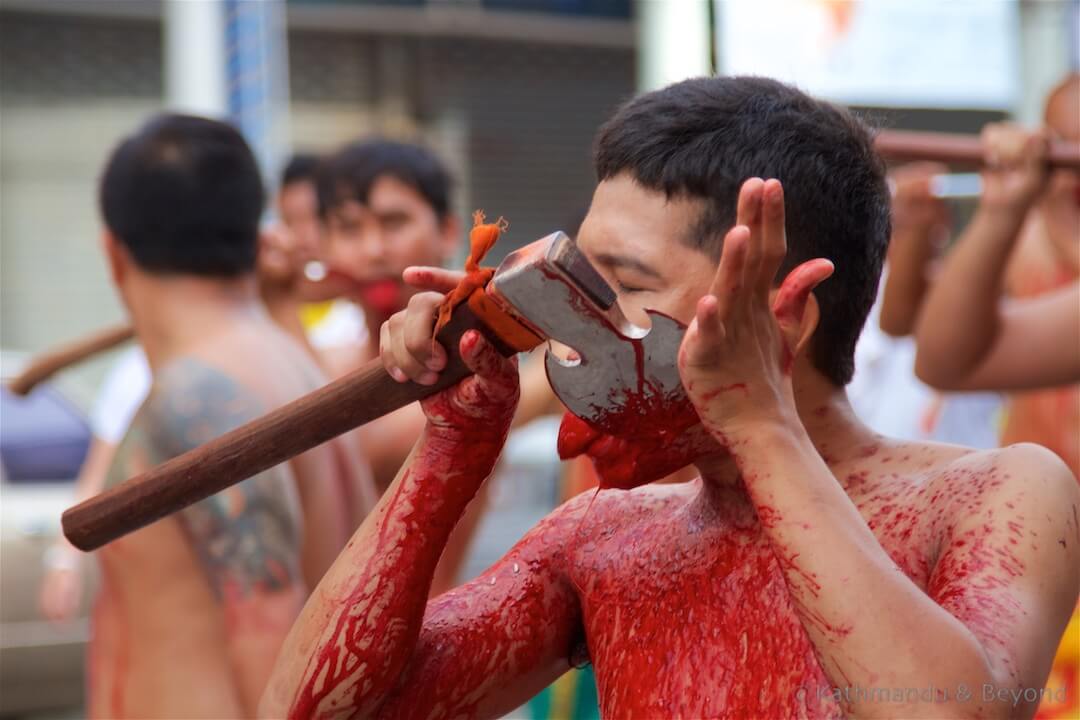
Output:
[676,178,833,440]
[380,266,520,437]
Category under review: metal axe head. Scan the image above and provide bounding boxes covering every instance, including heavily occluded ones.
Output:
[488,232,693,438]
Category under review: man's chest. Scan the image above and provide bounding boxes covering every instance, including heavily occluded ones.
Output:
[569,521,842,718]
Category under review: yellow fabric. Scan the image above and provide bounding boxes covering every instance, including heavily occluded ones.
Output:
[1037,603,1079,718]
[299,301,335,330]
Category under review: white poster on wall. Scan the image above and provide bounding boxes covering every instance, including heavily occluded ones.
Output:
[717,0,1020,109]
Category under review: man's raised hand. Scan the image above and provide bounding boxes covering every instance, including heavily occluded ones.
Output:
[677,178,833,437]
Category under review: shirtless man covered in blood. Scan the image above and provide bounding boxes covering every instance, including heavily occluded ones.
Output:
[88,115,374,718]
[261,77,1079,719]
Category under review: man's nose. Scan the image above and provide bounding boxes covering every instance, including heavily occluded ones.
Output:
[358,225,387,265]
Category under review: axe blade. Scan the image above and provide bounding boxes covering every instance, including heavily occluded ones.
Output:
[490,232,691,438]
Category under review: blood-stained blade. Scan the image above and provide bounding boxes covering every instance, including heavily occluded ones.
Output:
[488,232,690,438]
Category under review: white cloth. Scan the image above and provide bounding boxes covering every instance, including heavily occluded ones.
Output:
[848,268,1001,448]
[307,300,368,350]
[91,345,151,444]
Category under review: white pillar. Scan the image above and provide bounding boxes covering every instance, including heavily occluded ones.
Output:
[164,0,228,116]
[1016,0,1072,125]
[636,0,712,92]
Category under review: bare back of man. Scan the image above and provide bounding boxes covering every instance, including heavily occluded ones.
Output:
[90,319,365,719]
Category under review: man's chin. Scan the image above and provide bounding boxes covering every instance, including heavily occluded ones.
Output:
[557,411,713,490]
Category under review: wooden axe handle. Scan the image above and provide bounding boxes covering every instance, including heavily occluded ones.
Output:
[7,324,136,396]
[874,130,1080,170]
[62,305,510,552]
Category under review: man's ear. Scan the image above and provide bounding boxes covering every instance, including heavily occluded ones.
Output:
[101,229,127,288]
[439,213,461,263]
[772,258,834,359]
[792,292,821,357]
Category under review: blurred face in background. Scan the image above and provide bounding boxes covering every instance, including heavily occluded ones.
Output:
[324,175,458,318]
[278,178,322,266]
[1041,74,1080,271]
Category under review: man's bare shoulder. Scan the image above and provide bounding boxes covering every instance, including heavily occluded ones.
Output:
[110,356,304,597]
[926,442,1078,513]
[144,357,269,455]
[507,481,695,564]
[913,442,1079,579]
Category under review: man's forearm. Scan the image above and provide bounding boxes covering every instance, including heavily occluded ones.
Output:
[914,205,1026,387]
[261,424,506,719]
[726,422,1004,718]
[879,226,939,337]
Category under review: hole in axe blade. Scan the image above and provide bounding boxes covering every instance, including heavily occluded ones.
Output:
[546,339,582,368]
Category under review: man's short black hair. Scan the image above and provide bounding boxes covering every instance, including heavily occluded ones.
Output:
[99,113,264,277]
[594,76,890,386]
[317,139,451,220]
[281,152,321,188]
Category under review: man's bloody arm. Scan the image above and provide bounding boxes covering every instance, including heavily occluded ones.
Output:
[261,429,583,720]
[261,335,581,720]
[718,424,1079,719]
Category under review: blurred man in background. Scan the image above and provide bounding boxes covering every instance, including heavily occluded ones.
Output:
[846,161,1002,448]
[278,154,323,264]
[87,114,372,718]
[39,151,375,627]
[917,73,1079,476]
[313,139,485,595]
[914,75,1080,720]
[37,345,148,624]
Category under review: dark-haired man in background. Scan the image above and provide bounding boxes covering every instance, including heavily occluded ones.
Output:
[258,152,365,362]
[314,140,459,484]
[279,153,323,261]
[88,115,373,718]
[312,139,493,595]
[264,77,1077,719]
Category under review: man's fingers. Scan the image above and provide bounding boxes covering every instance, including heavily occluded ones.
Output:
[391,317,432,384]
[736,179,765,299]
[1023,130,1050,169]
[772,258,835,327]
[403,266,465,294]
[683,295,725,366]
[379,319,408,383]
[736,177,764,229]
[391,292,445,384]
[459,330,518,391]
[759,179,787,295]
[709,225,751,320]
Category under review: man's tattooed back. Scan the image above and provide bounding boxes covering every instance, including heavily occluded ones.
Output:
[107,357,304,599]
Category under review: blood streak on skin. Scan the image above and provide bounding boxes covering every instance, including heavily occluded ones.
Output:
[99,562,129,719]
[567,482,844,718]
[564,428,1036,716]
[288,331,518,719]
[556,396,704,490]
